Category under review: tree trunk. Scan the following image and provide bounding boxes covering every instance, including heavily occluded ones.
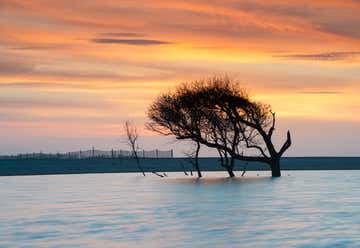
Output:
[135,154,145,176]
[270,158,281,177]
[194,142,202,178]
[137,160,146,176]
[195,164,202,178]
[230,156,235,170]
[226,166,235,177]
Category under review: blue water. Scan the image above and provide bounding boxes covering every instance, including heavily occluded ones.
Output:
[1,171,360,247]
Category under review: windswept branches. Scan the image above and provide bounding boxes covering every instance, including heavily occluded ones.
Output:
[147,76,292,177]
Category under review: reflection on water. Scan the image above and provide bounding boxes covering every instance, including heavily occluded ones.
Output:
[167,175,273,184]
[1,171,360,247]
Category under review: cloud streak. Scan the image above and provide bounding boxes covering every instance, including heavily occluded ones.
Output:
[298,91,344,95]
[97,32,146,37]
[276,51,360,61]
[9,45,69,50]
[91,38,172,45]
[0,60,33,75]
[0,82,70,88]
[0,97,101,109]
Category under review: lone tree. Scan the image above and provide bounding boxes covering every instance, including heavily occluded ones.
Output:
[147,77,292,177]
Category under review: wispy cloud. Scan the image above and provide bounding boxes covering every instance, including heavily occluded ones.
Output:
[220,1,360,39]
[97,32,146,37]
[315,18,360,39]
[0,82,71,88]
[91,38,172,45]
[9,45,69,50]
[0,96,111,109]
[0,60,33,75]
[276,51,360,61]
[229,1,315,19]
[298,91,344,95]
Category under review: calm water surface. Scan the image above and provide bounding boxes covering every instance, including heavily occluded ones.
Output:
[1,171,360,247]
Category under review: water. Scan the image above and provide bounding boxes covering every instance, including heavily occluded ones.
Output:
[1,171,360,247]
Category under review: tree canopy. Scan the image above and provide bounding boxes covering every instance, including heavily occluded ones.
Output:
[147,77,291,177]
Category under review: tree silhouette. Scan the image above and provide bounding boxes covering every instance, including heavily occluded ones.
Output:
[147,77,292,177]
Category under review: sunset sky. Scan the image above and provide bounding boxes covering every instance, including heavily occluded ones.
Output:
[1,0,360,156]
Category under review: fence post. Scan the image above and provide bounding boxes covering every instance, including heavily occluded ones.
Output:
[171,149,173,158]
[156,149,158,159]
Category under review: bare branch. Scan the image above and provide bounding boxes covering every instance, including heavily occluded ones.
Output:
[152,171,164,177]
[268,111,276,137]
[124,120,145,176]
[278,130,292,157]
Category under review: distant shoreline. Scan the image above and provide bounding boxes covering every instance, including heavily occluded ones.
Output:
[1,157,360,177]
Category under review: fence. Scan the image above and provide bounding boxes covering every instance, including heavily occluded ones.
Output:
[0,149,174,160]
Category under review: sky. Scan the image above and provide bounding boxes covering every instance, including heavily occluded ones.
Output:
[0,0,360,156]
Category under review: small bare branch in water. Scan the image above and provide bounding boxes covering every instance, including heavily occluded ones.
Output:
[152,171,164,177]
[124,120,145,176]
